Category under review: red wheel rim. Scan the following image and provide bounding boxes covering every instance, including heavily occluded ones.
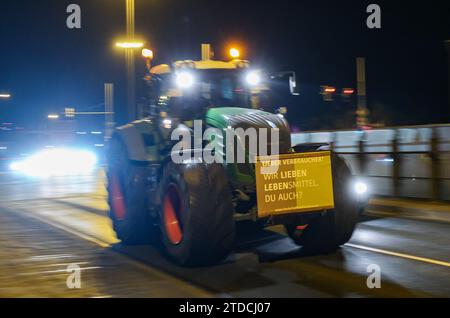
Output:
[111,173,126,221]
[163,185,183,245]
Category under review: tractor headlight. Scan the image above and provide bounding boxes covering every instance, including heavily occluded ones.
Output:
[175,72,195,89]
[353,181,368,196]
[245,71,261,86]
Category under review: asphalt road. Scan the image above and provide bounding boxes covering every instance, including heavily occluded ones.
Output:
[0,169,449,298]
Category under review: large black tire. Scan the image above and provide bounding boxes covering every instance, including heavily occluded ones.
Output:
[158,161,235,266]
[107,137,154,245]
[285,154,358,254]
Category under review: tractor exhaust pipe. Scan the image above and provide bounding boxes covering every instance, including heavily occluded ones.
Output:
[201,44,213,61]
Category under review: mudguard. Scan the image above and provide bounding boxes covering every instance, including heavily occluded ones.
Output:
[113,120,161,162]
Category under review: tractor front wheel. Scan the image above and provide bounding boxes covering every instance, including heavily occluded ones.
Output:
[158,161,235,266]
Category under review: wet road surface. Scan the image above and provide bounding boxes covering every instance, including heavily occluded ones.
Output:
[0,170,449,297]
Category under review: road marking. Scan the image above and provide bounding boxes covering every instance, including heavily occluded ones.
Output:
[19,266,101,276]
[345,243,450,268]
[20,209,110,248]
[29,254,75,261]
[5,204,213,297]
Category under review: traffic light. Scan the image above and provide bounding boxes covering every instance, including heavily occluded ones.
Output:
[341,88,355,102]
[356,107,370,127]
[320,86,337,101]
[342,88,355,95]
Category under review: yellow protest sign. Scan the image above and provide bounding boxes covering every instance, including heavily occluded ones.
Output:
[255,151,335,218]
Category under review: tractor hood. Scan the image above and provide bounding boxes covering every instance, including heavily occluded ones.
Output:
[206,107,292,154]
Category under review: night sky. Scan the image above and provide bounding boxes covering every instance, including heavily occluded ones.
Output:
[0,0,449,130]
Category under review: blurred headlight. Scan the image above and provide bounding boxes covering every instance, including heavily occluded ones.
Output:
[354,181,368,195]
[175,72,194,89]
[246,71,261,86]
[11,148,97,177]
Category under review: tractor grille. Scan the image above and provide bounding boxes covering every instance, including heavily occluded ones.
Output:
[226,111,292,160]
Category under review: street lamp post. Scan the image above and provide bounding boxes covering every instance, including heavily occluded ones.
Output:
[356,57,369,128]
[115,0,143,122]
[125,0,136,122]
[445,40,450,109]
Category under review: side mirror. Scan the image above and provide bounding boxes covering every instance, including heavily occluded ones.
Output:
[276,107,288,115]
[270,71,300,96]
[289,73,300,96]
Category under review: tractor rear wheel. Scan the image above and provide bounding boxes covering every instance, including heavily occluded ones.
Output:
[107,137,154,245]
[158,161,235,266]
[285,154,358,254]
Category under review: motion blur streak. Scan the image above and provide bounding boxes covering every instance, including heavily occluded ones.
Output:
[10,148,97,178]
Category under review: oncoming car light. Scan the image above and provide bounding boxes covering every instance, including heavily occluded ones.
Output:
[246,71,261,86]
[10,148,97,178]
[175,72,195,89]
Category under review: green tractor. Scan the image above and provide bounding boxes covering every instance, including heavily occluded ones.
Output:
[107,44,364,266]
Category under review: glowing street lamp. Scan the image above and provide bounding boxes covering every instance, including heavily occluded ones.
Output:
[142,48,153,59]
[0,93,11,99]
[142,48,154,72]
[115,42,144,49]
[48,114,60,120]
[229,48,240,59]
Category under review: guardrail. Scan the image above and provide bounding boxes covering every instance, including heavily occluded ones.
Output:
[292,124,450,201]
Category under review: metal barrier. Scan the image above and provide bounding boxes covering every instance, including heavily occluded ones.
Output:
[292,124,450,201]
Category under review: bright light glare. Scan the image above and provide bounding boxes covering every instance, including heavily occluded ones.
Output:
[354,181,368,195]
[376,158,394,163]
[48,114,59,119]
[175,72,194,89]
[9,162,20,171]
[116,42,144,49]
[10,148,97,178]
[142,48,154,59]
[0,94,11,99]
[229,48,240,58]
[246,71,261,86]
[343,89,355,94]
[162,119,172,129]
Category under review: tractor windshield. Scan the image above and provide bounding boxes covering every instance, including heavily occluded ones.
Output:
[151,68,272,120]
[195,69,252,108]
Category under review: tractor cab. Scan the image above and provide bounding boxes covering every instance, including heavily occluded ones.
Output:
[142,45,273,120]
